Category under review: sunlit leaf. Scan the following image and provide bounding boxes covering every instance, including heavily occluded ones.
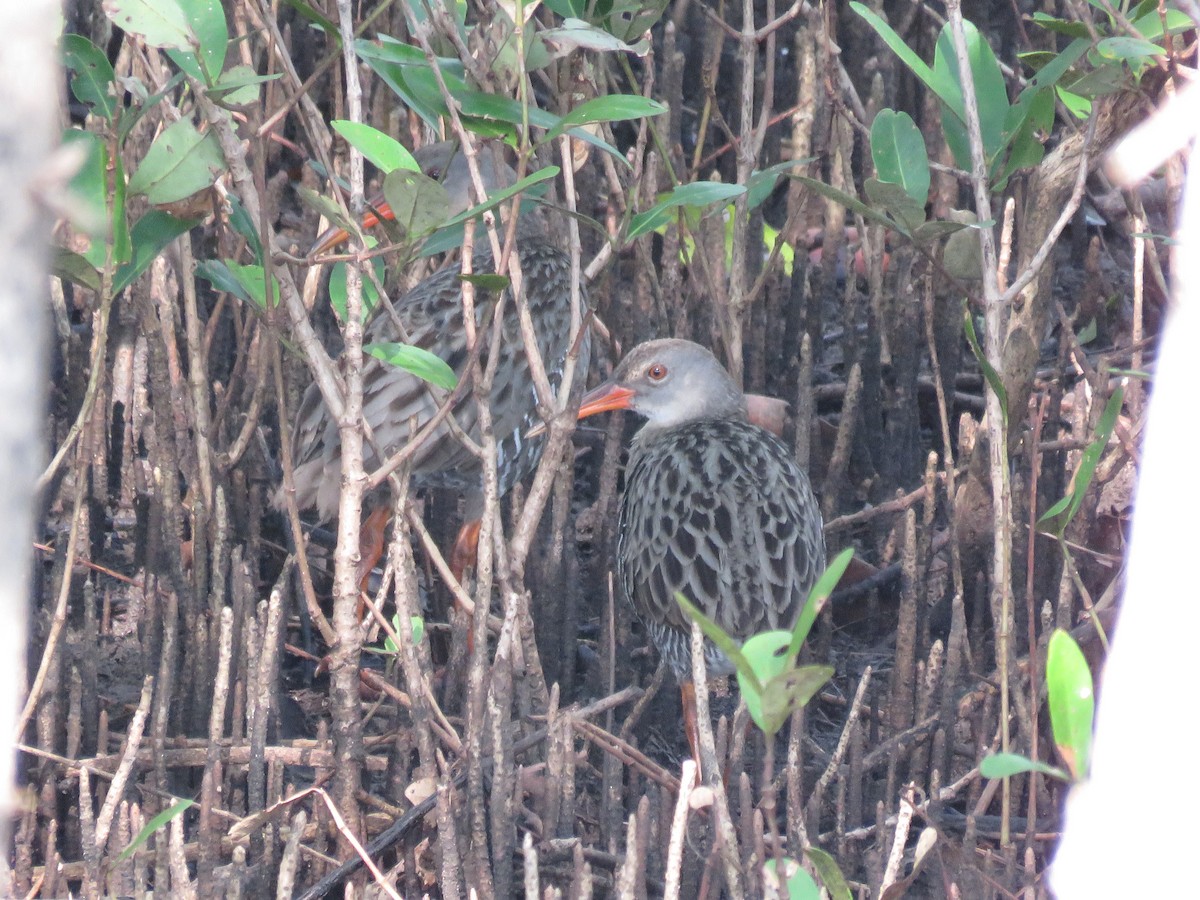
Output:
[62,34,117,121]
[366,343,457,390]
[962,304,1008,428]
[1039,386,1123,533]
[1046,629,1094,780]
[870,110,930,205]
[787,547,854,660]
[116,798,194,862]
[627,182,745,241]
[980,752,1070,781]
[332,121,419,173]
[127,119,225,205]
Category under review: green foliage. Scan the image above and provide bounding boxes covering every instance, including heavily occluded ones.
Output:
[870,110,929,205]
[382,169,452,239]
[127,119,225,206]
[981,629,1094,784]
[1045,629,1094,780]
[805,846,854,900]
[195,261,278,308]
[962,304,1008,427]
[763,858,821,900]
[329,251,385,323]
[1039,387,1124,536]
[627,182,746,240]
[330,121,419,173]
[379,615,425,655]
[61,34,117,121]
[116,798,195,862]
[675,548,853,737]
[365,343,458,391]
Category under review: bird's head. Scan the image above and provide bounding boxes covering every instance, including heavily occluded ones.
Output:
[578,339,747,434]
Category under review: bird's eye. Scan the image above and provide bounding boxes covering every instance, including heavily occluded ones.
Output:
[426,167,443,181]
[646,363,668,381]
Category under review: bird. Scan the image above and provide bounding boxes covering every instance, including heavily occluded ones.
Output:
[575,338,825,763]
[278,140,590,581]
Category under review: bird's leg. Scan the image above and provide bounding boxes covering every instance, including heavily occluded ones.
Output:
[681,680,703,776]
[356,506,390,617]
[450,518,483,655]
[450,518,482,584]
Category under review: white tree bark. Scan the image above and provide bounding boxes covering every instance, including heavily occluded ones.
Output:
[0,0,55,824]
[1053,83,1200,897]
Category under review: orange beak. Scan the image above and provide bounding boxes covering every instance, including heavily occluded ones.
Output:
[308,197,395,257]
[576,383,635,420]
[523,382,635,441]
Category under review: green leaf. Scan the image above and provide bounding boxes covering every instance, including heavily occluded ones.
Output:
[805,846,853,900]
[1096,36,1166,63]
[541,94,667,144]
[62,129,111,245]
[791,175,899,234]
[61,35,117,121]
[1038,386,1124,533]
[384,614,425,653]
[1030,12,1090,39]
[911,219,969,248]
[850,3,955,108]
[863,178,926,232]
[328,252,385,323]
[962,304,1008,428]
[208,65,282,107]
[295,185,357,238]
[933,19,1009,169]
[127,119,226,205]
[458,273,510,291]
[763,857,821,900]
[226,195,262,263]
[51,248,102,293]
[627,182,746,241]
[114,211,198,294]
[1045,629,1094,781]
[787,547,853,660]
[980,752,1071,781]
[738,630,795,732]
[195,260,277,307]
[756,664,834,736]
[63,129,131,268]
[332,121,419,173]
[356,37,459,130]
[382,169,451,238]
[543,0,587,16]
[674,592,757,688]
[1134,8,1195,42]
[116,798,195,862]
[365,343,458,390]
[870,110,930,205]
[1057,86,1092,119]
[357,36,630,167]
[165,0,228,83]
[104,0,193,52]
[442,167,559,228]
[746,159,813,212]
[540,18,650,56]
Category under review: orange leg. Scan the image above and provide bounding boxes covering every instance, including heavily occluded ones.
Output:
[356,507,390,618]
[450,518,483,654]
[450,518,482,584]
[681,680,702,774]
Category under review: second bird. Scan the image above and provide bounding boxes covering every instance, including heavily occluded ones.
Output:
[281,141,590,574]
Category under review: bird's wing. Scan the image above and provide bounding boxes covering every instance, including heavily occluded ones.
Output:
[619,422,824,645]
